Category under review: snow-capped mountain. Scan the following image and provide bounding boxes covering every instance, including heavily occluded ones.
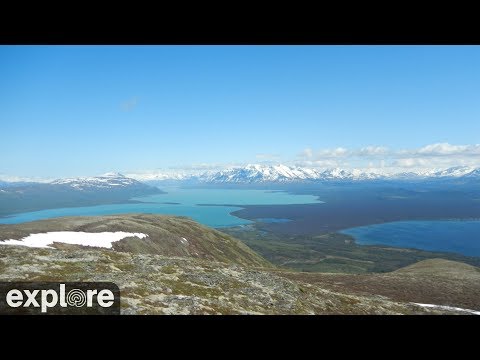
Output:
[432,166,476,178]
[463,168,480,178]
[125,171,194,181]
[317,168,384,181]
[36,165,480,188]
[194,164,480,184]
[1,165,478,189]
[50,172,145,190]
[198,164,321,183]
[197,164,384,183]
[0,173,162,216]
[390,172,428,180]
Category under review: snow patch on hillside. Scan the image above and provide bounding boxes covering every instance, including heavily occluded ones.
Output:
[413,302,480,315]
[0,231,148,249]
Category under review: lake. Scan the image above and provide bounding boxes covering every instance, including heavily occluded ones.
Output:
[0,188,321,228]
[340,219,480,257]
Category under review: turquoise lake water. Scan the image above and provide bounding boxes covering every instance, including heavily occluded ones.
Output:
[0,188,321,228]
[340,220,480,257]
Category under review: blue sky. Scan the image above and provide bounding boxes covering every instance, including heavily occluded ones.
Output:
[1,45,480,179]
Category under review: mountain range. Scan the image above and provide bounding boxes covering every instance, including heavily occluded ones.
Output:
[50,172,143,190]
[132,164,480,184]
[0,165,478,190]
[0,173,162,217]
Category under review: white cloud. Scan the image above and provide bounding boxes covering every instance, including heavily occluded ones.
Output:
[298,147,350,161]
[414,143,480,156]
[123,142,480,179]
[168,162,242,171]
[294,142,480,172]
[387,143,480,170]
[13,143,477,183]
[393,156,479,169]
[392,158,428,168]
[298,148,313,158]
[357,146,389,156]
[296,159,342,168]
[318,147,349,157]
[0,175,52,183]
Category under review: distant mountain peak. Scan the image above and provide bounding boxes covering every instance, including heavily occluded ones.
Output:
[193,164,480,184]
[432,166,475,178]
[101,172,126,178]
[39,164,480,186]
[196,164,383,183]
[50,173,142,190]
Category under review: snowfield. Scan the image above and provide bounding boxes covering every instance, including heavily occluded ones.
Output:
[413,303,480,315]
[2,165,480,187]
[50,172,140,190]
[0,231,148,249]
[192,164,480,184]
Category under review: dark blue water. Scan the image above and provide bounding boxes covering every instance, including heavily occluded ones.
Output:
[256,218,292,223]
[340,220,480,257]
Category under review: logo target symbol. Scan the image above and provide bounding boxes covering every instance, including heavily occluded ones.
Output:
[66,289,86,307]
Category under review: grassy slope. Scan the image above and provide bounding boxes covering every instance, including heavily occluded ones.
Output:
[1,215,478,314]
[223,226,480,273]
[1,246,475,314]
[278,258,480,311]
[0,214,271,268]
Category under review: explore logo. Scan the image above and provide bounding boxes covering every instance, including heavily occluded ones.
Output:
[0,282,120,315]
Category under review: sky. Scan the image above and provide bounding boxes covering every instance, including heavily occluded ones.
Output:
[1,45,480,179]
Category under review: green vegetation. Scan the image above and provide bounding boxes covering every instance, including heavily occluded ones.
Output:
[279,259,480,311]
[1,214,479,314]
[0,214,271,268]
[1,244,478,314]
[223,225,480,273]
